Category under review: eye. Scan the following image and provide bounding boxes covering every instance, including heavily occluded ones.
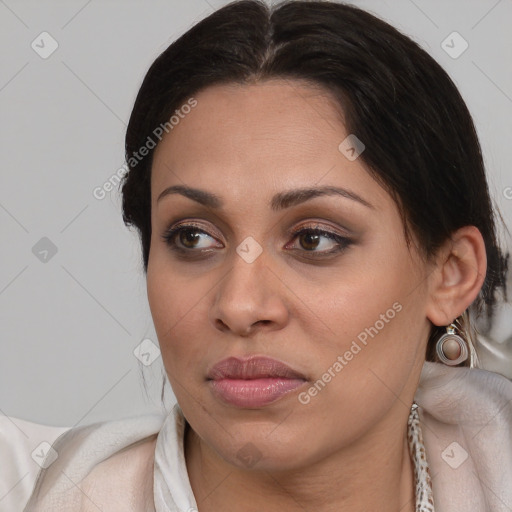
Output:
[161,223,221,253]
[286,224,352,256]
[161,222,353,258]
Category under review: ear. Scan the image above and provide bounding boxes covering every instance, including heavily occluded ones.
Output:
[425,225,487,326]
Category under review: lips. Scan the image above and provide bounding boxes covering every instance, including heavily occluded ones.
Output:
[207,356,307,408]
[207,356,307,380]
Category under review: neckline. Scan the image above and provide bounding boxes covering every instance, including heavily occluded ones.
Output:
[153,403,436,512]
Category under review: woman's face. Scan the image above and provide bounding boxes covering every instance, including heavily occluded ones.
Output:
[147,79,433,471]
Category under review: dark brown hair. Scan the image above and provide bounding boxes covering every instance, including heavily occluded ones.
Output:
[121,0,508,366]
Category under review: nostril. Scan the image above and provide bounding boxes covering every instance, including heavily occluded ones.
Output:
[250,320,271,331]
[215,319,229,331]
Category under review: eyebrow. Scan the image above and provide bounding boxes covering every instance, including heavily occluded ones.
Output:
[156,184,375,211]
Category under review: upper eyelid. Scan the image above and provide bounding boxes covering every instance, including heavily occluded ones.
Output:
[167,219,346,235]
[164,222,349,245]
[168,219,224,240]
[162,225,351,261]
[161,204,358,237]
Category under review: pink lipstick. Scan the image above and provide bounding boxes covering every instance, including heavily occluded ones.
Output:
[207,356,307,408]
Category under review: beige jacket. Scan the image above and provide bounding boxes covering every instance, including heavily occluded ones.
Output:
[1,361,511,511]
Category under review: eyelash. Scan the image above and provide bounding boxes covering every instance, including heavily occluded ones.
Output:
[161,222,353,259]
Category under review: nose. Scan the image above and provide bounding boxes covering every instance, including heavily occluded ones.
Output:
[209,250,289,337]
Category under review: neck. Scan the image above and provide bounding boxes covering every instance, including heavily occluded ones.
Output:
[184,401,416,512]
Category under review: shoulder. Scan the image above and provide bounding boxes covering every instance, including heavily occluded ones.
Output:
[0,415,70,512]
[21,412,165,512]
[415,362,512,510]
[79,434,158,511]
[416,360,512,423]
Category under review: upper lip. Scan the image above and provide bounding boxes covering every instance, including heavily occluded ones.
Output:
[207,356,307,380]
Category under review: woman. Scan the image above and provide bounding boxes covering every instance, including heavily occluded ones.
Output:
[2,1,511,511]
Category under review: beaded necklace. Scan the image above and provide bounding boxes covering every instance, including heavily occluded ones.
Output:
[408,403,435,511]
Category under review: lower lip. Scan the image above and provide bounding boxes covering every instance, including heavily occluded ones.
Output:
[209,377,306,408]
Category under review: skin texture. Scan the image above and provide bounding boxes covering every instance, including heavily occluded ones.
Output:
[146,80,486,512]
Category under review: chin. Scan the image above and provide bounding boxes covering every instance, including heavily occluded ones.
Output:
[206,423,319,472]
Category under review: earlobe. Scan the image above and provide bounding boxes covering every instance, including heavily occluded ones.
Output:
[426,226,487,327]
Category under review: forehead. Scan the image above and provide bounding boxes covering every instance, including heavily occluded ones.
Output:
[150,80,388,209]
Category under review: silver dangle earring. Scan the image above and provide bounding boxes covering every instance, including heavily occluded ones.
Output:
[435,323,469,366]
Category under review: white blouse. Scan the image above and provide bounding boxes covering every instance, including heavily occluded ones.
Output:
[1,360,512,512]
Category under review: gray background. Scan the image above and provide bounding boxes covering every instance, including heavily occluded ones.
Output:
[1,0,511,427]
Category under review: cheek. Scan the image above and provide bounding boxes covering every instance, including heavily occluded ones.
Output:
[146,242,200,332]
[147,258,189,362]
[313,249,416,337]
[146,253,216,388]
[309,245,426,383]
